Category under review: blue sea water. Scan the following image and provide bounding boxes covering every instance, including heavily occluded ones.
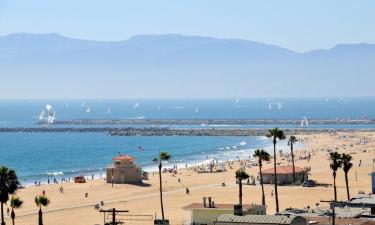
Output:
[0,97,374,185]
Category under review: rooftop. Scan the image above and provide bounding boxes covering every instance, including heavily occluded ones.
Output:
[282,206,371,219]
[262,165,305,174]
[183,203,263,210]
[215,214,305,225]
[112,154,135,161]
[350,194,375,205]
[306,217,374,225]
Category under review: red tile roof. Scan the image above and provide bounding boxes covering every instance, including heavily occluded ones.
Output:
[112,154,134,161]
[262,165,305,174]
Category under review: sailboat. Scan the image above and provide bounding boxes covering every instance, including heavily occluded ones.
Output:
[86,108,91,113]
[300,116,309,127]
[195,107,199,113]
[39,109,45,121]
[107,107,111,114]
[39,104,56,124]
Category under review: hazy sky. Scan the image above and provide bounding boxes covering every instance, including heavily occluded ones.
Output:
[0,0,374,52]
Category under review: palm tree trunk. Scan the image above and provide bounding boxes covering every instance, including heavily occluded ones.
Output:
[158,163,165,220]
[1,202,5,225]
[273,139,279,213]
[11,208,15,225]
[239,180,243,205]
[345,172,350,200]
[333,172,337,202]
[259,163,265,206]
[332,172,337,225]
[291,143,296,183]
[38,206,43,225]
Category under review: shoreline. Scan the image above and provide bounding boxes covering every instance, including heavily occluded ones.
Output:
[4,130,375,225]
[19,139,292,187]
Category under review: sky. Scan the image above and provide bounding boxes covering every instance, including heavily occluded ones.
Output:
[0,0,374,52]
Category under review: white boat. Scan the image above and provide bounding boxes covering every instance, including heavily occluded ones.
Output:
[133,102,139,110]
[39,104,56,124]
[268,102,282,110]
[39,109,45,121]
[300,116,309,127]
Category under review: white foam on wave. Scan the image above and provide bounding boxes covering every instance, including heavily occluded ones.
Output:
[46,171,64,176]
[239,141,247,146]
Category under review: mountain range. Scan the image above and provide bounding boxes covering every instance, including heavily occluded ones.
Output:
[1,33,374,98]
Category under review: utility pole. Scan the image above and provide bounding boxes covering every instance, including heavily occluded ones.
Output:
[320,200,337,225]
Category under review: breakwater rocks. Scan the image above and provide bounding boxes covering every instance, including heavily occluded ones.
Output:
[1,127,375,136]
[45,118,375,126]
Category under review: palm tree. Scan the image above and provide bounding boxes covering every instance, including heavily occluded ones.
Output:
[266,128,286,213]
[10,196,23,225]
[0,166,20,225]
[329,151,342,225]
[35,195,50,225]
[153,151,170,220]
[342,153,353,200]
[235,168,249,205]
[253,149,270,206]
[288,136,298,183]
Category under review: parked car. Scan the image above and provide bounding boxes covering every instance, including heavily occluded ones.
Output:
[302,180,316,187]
[74,175,86,183]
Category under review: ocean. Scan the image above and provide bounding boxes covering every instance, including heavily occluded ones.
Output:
[0,97,375,185]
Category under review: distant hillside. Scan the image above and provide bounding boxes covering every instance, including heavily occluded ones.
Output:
[0,33,374,98]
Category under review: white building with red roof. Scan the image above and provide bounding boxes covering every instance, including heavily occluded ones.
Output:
[106,154,143,184]
[261,165,306,185]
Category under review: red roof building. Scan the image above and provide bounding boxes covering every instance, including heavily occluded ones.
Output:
[262,165,305,174]
[261,165,307,185]
[112,154,135,161]
[106,154,142,184]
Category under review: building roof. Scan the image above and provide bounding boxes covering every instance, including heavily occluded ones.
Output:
[282,206,367,219]
[183,203,263,210]
[215,214,305,225]
[112,154,134,161]
[262,165,305,175]
[350,194,375,205]
[306,217,373,225]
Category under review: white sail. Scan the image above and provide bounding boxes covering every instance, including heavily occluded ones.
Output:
[86,108,91,113]
[107,107,111,114]
[304,116,309,127]
[300,117,304,127]
[39,109,45,121]
[133,102,139,110]
[195,107,199,113]
[47,111,55,124]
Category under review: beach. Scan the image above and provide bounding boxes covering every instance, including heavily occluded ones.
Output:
[3,131,375,225]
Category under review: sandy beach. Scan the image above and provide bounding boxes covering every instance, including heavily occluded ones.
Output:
[3,131,375,225]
